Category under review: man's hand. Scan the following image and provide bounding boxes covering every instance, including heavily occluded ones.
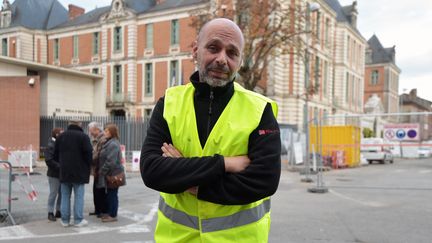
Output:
[224,156,251,173]
[161,143,183,158]
[161,143,197,194]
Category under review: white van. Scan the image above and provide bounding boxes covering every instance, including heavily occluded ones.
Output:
[360,138,394,164]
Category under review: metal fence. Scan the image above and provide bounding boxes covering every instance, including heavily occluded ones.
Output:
[40,116,149,160]
[0,161,16,225]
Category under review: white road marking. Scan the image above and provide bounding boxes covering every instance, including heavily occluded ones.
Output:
[419,170,432,174]
[0,225,33,239]
[0,202,159,241]
[119,224,151,233]
[329,189,386,208]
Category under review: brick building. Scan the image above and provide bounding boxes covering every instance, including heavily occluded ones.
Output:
[1,0,367,129]
[0,55,103,154]
[364,34,401,122]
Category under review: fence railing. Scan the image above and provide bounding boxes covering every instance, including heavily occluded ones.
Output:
[40,116,149,159]
[0,161,16,225]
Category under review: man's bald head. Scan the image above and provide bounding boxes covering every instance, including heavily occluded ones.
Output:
[197,18,244,50]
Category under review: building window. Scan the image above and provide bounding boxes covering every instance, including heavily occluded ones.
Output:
[346,35,350,61]
[345,72,349,102]
[73,35,79,58]
[315,11,321,39]
[93,32,99,55]
[371,70,379,85]
[351,77,355,104]
[144,109,152,120]
[114,65,122,94]
[114,26,122,52]
[323,61,328,96]
[325,18,330,46]
[314,56,320,88]
[54,38,59,60]
[144,63,153,96]
[92,68,99,74]
[2,38,7,56]
[146,23,153,49]
[171,19,179,45]
[365,49,372,64]
[169,60,179,87]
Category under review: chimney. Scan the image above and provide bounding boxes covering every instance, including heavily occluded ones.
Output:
[350,1,358,28]
[409,89,417,98]
[68,4,85,20]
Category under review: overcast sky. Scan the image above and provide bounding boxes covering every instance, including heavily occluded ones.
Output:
[57,0,432,100]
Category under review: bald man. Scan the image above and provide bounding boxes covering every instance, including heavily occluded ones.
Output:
[140,18,281,242]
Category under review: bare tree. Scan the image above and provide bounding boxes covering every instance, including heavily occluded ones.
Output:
[190,0,312,92]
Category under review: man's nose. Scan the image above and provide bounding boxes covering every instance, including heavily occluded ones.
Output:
[215,51,228,66]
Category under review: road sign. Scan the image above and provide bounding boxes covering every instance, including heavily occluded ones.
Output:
[384,123,419,141]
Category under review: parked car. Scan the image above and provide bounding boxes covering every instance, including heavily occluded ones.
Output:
[360,138,394,164]
[418,147,432,158]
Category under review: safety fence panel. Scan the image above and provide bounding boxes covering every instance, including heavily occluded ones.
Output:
[40,116,149,161]
[0,161,16,225]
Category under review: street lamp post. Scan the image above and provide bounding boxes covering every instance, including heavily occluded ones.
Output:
[301,2,320,183]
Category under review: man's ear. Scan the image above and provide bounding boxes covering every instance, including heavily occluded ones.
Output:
[192,40,198,60]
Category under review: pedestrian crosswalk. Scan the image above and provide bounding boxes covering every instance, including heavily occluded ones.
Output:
[0,202,159,241]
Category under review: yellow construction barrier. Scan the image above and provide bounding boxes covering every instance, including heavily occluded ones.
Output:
[309,125,361,168]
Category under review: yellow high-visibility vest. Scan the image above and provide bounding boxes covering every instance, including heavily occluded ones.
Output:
[157,82,278,243]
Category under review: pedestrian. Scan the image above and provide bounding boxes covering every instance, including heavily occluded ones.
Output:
[54,120,92,227]
[97,123,124,223]
[44,127,63,222]
[140,18,281,242]
[88,121,106,218]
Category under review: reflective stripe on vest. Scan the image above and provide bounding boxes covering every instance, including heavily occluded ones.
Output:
[159,196,199,230]
[159,196,271,233]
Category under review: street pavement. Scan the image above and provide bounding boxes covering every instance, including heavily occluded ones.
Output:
[0,158,431,242]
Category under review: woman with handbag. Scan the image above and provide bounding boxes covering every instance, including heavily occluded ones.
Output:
[97,123,125,222]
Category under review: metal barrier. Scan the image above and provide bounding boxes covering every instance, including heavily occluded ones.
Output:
[0,160,16,225]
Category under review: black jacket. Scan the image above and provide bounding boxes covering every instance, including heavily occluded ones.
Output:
[140,71,281,205]
[45,137,60,178]
[54,124,92,184]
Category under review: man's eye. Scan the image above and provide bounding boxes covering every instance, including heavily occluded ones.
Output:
[228,50,239,57]
[208,46,217,52]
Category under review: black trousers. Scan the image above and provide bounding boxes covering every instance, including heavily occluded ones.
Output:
[93,177,106,215]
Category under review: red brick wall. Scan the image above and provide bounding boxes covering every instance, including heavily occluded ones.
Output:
[60,36,73,65]
[107,29,112,60]
[136,63,142,102]
[37,38,41,63]
[179,18,196,52]
[364,66,385,103]
[78,33,93,64]
[155,61,168,99]
[154,21,170,56]
[48,39,53,64]
[124,26,129,58]
[0,76,40,155]
[137,24,145,57]
[182,59,195,84]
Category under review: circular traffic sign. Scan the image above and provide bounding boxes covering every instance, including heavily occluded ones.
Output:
[396,129,406,139]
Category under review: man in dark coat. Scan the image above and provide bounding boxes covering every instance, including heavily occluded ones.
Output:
[54,120,92,227]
